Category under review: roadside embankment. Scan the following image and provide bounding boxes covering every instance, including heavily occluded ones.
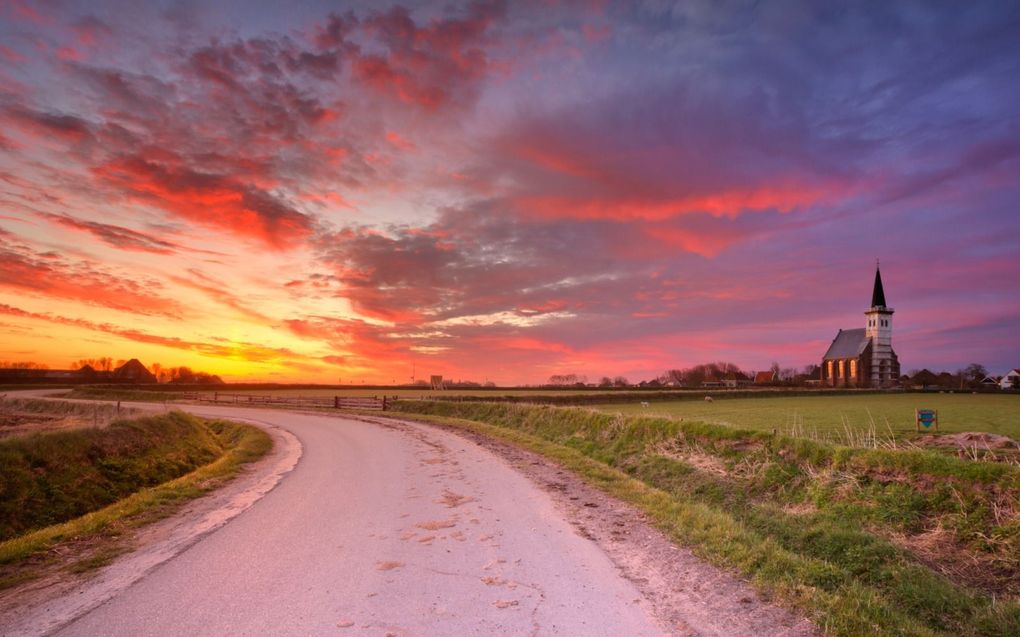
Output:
[0,408,271,583]
[388,400,1020,637]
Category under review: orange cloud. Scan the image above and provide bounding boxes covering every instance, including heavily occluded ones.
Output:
[92,156,313,250]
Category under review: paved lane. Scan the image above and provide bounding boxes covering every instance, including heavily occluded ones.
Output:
[54,406,666,636]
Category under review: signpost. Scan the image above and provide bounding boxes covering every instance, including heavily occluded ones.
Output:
[916,408,938,432]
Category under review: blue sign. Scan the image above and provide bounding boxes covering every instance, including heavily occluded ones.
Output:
[917,409,937,429]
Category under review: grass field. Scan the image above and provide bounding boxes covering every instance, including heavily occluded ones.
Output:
[596,393,1020,442]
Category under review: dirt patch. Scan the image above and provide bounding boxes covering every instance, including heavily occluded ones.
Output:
[913,432,1020,463]
[375,561,404,571]
[435,490,473,508]
[915,432,1019,450]
[781,502,818,516]
[883,521,1020,595]
[415,519,457,531]
[654,440,730,477]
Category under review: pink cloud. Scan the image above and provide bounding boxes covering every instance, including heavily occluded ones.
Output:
[353,2,505,110]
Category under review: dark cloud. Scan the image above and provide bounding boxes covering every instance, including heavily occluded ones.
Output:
[0,105,94,144]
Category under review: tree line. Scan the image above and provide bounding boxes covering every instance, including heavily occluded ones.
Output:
[67,358,222,384]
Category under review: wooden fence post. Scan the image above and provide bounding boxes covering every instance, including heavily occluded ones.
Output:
[334,396,340,409]
[382,396,387,411]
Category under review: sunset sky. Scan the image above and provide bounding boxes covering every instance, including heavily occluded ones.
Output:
[1,0,1018,384]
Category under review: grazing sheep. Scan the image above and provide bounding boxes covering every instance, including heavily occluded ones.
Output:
[640,401,650,408]
[704,396,714,402]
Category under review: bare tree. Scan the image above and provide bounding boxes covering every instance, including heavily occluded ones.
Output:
[0,360,49,369]
[663,369,686,386]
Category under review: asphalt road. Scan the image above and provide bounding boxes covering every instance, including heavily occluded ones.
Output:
[49,405,667,636]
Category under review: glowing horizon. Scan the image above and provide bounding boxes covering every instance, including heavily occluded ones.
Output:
[1,1,1018,384]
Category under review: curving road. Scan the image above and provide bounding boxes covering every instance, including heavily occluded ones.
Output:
[34,404,667,636]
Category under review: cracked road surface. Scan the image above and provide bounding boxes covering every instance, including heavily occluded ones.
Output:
[52,406,667,636]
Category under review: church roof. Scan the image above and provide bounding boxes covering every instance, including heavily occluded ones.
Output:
[822,328,870,360]
[871,266,887,308]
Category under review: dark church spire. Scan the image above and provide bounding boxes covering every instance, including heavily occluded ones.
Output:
[871,263,887,308]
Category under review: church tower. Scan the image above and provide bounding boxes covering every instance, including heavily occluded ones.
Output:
[864,264,897,387]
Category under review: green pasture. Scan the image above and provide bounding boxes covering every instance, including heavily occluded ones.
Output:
[596,393,1020,441]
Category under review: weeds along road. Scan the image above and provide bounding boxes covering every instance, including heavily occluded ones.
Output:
[42,403,669,636]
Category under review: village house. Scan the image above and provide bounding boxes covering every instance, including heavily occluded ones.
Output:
[722,371,753,388]
[980,375,1002,388]
[820,265,901,388]
[754,370,778,384]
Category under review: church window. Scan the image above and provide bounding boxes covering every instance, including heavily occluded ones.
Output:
[850,359,857,377]
[838,360,845,378]
[827,360,833,378]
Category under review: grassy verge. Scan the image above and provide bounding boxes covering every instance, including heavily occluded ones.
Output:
[0,396,133,419]
[0,412,271,582]
[63,387,186,402]
[388,401,1020,637]
[0,411,227,539]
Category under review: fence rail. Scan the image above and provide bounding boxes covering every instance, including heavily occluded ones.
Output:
[190,392,393,411]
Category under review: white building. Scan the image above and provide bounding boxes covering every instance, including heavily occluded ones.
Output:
[999,369,1020,390]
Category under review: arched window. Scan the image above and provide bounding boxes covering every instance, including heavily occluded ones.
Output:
[838,360,845,378]
[850,359,857,378]
[827,360,833,378]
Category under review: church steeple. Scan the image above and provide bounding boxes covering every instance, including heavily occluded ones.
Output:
[864,262,897,387]
[871,263,887,309]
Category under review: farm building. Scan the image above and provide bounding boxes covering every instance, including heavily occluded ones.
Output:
[754,370,778,384]
[820,265,900,388]
[722,372,753,388]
